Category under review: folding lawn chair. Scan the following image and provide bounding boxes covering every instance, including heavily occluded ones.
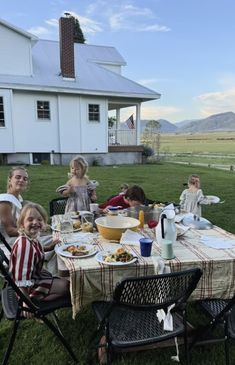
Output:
[92,268,202,365]
[0,248,78,365]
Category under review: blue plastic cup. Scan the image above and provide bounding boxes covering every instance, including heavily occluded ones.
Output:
[139,238,153,257]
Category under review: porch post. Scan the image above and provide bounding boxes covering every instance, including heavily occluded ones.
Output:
[116,109,120,144]
[136,103,141,145]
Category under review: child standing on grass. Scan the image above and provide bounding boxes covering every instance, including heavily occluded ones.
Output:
[179,174,209,216]
[57,155,98,212]
[9,203,69,317]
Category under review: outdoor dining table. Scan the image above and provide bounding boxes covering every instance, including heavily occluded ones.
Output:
[52,214,235,318]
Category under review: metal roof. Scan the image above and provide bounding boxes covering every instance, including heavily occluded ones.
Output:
[0,27,160,101]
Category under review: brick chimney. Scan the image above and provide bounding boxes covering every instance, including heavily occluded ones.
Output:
[59,15,75,79]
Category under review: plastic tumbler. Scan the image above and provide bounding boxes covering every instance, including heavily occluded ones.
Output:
[139,238,153,257]
[160,239,175,260]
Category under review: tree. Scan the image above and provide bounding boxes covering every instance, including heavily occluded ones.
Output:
[142,120,161,160]
[73,18,86,43]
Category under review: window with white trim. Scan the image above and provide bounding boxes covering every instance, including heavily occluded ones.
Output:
[0,96,5,127]
[88,104,100,122]
[37,100,50,119]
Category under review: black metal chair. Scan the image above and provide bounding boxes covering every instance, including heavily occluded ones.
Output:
[0,248,78,365]
[49,197,68,216]
[0,248,9,323]
[92,268,202,365]
[191,295,235,365]
[0,232,11,253]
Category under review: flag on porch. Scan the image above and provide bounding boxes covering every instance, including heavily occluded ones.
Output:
[125,114,135,129]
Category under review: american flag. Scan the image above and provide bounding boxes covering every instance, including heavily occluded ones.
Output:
[125,114,135,129]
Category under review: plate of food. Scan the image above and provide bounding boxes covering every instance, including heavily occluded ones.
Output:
[51,222,81,233]
[55,243,97,258]
[95,247,137,266]
[205,195,220,204]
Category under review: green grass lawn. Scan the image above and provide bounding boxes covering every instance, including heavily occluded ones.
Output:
[0,162,234,364]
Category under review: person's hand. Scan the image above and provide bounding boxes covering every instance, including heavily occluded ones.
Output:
[44,237,61,252]
[22,303,34,319]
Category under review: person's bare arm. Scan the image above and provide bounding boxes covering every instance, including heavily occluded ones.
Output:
[0,202,18,237]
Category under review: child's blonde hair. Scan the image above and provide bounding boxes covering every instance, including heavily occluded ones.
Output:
[188,174,200,188]
[17,203,48,229]
[69,155,88,178]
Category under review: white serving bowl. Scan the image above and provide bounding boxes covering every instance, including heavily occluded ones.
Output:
[95,216,140,240]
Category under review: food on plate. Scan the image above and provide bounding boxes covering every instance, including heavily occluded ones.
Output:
[153,203,165,208]
[104,248,133,263]
[63,245,89,256]
[81,222,93,232]
[73,220,81,229]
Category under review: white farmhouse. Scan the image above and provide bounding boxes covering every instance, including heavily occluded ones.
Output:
[0,15,160,165]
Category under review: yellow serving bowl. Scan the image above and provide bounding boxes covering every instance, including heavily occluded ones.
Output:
[95,216,140,240]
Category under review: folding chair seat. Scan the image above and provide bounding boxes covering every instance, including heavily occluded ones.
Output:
[192,295,235,365]
[92,268,202,365]
[49,197,68,216]
[0,248,78,365]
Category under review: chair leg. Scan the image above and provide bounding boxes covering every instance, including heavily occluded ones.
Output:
[224,319,230,365]
[41,315,78,363]
[1,319,20,365]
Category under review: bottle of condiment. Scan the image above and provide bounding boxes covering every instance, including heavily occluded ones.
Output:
[138,209,145,229]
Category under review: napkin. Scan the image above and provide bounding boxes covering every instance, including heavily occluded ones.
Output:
[200,235,235,249]
[120,229,144,246]
[156,304,175,331]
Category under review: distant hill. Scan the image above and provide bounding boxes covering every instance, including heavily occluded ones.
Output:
[175,112,235,133]
[140,119,178,133]
[120,111,235,134]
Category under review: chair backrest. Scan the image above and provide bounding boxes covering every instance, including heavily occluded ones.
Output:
[0,248,38,314]
[113,268,202,309]
[49,197,68,216]
[0,232,12,253]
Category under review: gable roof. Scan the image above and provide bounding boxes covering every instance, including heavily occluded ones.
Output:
[0,21,160,101]
[0,18,38,44]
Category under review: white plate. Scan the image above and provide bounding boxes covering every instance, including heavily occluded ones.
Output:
[176,224,190,237]
[51,225,81,233]
[55,243,97,258]
[95,251,137,266]
[205,195,220,204]
[71,215,80,219]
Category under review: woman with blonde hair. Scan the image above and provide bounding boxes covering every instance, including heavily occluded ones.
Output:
[0,166,29,243]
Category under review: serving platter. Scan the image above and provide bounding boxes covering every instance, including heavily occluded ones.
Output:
[95,251,137,266]
[55,243,97,258]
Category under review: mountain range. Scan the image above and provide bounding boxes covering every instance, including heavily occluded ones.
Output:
[140,111,235,134]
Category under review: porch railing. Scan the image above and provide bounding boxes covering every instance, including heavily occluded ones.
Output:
[108,129,136,145]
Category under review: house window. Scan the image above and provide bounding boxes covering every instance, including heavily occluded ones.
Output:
[32,153,50,164]
[88,104,100,122]
[37,101,50,119]
[0,96,5,127]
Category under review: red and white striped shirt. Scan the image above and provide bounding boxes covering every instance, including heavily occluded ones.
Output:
[10,235,52,299]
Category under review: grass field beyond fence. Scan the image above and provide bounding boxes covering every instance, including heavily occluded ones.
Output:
[0,162,234,364]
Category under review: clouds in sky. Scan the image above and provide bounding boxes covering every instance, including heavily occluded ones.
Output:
[195,88,235,117]
[27,1,170,38]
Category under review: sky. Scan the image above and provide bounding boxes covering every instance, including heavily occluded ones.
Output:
[1,0,235,123]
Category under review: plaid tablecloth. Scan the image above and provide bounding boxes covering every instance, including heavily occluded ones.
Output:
[52,215,235,318]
